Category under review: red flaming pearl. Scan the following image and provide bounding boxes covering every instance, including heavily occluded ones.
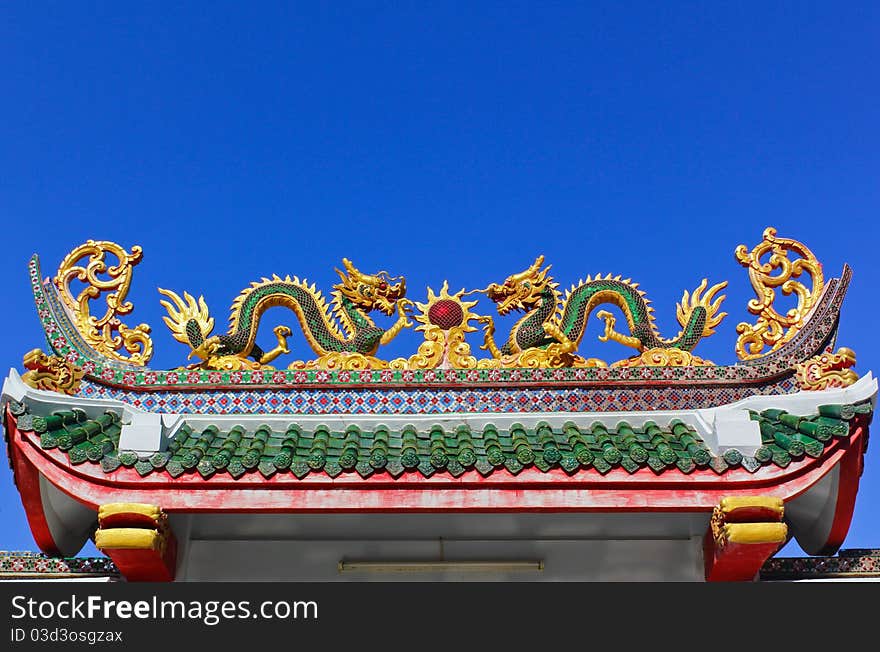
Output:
[428,299,464,330]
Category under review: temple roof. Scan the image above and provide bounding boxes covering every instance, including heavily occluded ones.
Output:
[14,230,857,413]
[2,232,876,578]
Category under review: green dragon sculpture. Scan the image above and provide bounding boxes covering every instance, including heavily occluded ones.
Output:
[159,259,412,370]
[478,256,728,367]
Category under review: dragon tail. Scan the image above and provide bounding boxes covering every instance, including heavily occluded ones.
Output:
[663,279,728,349]
[158,288,214,353]
[675,279,728,337]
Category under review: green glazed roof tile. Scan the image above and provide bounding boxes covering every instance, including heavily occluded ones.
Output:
[13,400,872,481]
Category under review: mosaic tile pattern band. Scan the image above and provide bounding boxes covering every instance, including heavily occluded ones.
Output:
[78,376,799,415]
[761,549,880,580]
[0,551,118,576]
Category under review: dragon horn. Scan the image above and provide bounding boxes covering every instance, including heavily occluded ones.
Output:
[341,258,382,285]
[374,269,406,287]
[510,255,546,282]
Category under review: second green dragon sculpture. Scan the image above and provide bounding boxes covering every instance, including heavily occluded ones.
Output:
[477,256,728,367]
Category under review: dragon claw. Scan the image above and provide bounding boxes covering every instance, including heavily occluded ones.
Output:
[398,299,415,328]
[274,325,292,353]
[595,310,616,343]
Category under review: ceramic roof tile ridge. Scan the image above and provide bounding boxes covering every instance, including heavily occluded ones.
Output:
[9,398,871,481]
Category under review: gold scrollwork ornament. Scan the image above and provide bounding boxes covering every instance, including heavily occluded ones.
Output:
[54,240,153,365]
[611,348,714,368]
[735,227,824,360]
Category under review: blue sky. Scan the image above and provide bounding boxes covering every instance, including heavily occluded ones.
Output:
[0,3,877,558]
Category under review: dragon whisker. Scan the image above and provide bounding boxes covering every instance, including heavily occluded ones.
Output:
[460,286,491,296]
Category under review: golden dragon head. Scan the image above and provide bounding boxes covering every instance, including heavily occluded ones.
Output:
[334,258,407,316]
[485,255,556,316]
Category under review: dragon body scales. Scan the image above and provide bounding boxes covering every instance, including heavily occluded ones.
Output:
[482,256,727,363]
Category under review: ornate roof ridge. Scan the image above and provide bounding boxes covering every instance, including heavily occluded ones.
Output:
[22,229,857,390]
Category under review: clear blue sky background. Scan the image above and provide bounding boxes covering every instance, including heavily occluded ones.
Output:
[0,3,877,559]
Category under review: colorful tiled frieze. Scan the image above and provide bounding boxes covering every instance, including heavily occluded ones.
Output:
[0,550,118,578]
[761,549,880,580]
[76,377,799,415]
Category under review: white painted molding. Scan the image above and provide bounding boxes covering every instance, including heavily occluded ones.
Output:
[708,409,761,455]
[1,368,152,420]
[1,368,27,404]
[119,412,165,454]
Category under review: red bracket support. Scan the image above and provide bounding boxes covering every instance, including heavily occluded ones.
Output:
[704,496,787,582]
[95,503,177,582]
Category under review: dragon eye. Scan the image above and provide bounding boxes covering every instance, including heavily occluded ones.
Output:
[505,280,514,287]
[379,281,387,290]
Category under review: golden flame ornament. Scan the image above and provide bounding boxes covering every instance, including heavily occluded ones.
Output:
[611,348,714,368]
[390,282,482,369]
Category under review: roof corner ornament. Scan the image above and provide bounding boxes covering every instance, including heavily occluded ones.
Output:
[53,240,153,366]
[793,347,858,391]
[735,227,824,360]
[21,348,84,395]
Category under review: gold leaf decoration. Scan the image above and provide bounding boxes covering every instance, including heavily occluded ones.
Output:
[53,240,153,365]
[21,349,84,395]
[611,348,714,368]
[290,352,390,371]
[793,347,858,391]
[735,227,824,360]
[390,282,481,370]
